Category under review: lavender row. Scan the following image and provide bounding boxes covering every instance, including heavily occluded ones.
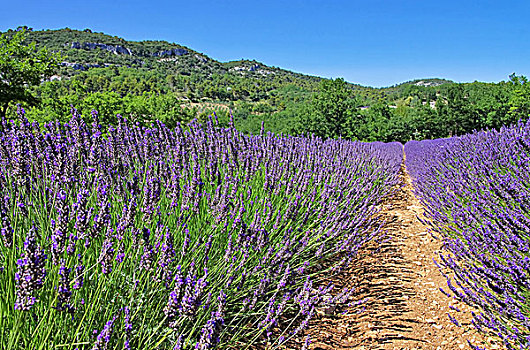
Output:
[405,122,530,350]
[0,108,402,349]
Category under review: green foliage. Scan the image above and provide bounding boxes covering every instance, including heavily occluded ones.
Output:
[1,27,527,143]
[348,78,524,143]
[299,78,357,139]
[509,74,530,121]
[358,104,397,142]
[0,29,60,117]
[314,78,357,138]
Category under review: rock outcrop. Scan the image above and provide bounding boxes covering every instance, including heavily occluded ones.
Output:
[70,42,189,58]
[152,48,188,57]
[71,42,132,55]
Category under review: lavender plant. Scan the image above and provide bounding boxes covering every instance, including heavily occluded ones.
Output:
[405,122,530,349]
[0,108,402,349]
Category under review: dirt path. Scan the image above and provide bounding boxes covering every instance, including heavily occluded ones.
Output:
[293,160,503,349]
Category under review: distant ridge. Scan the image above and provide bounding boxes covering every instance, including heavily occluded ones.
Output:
[3,27,454,91]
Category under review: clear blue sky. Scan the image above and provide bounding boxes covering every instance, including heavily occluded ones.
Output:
[1,0,528,87]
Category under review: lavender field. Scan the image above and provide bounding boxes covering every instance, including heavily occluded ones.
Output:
[2,105,530,349]
[405,122,530,350]
[0,108,403,349]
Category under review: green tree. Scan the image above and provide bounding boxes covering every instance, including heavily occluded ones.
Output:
[0,29,60,118]
[302,78,357,139]
[358,103,394,141]
[508,74,530,122]
[81,91,124,125]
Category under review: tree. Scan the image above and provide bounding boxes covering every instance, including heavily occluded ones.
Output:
[358,103,394,141]
[436,84,475,136]
[508,74,530,122]
[0,29,60,118]
[302,78,357,139]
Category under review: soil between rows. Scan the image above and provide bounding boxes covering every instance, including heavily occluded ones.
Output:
[287,159,503,350]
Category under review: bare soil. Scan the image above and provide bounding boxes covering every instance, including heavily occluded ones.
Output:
[290,163,504,350]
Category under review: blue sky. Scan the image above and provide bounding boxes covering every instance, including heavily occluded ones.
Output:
[1,0,528,87]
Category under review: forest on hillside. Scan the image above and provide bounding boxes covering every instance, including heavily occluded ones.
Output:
[2,27,530,142]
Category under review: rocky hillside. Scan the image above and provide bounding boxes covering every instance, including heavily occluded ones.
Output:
[5,27,452,102]
[22,28,326,86]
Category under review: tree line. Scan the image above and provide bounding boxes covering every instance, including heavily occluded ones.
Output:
[295,76,529,142]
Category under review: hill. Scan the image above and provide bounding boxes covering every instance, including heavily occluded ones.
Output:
[22,28,327,100]
[18,27,431,103]
[7,27,460,107]
[1,27,526,143]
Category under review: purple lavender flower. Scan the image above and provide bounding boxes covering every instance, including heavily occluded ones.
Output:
[139,227,154,272]
[91,315,117,350]
[181,268,209,319]
[123,306,132,350]
[164,266,184,328]
[0,198,13,247]
[301,335,311,350]
[156,227,175,285]
[14,225,47,311]
[173,335,184,350]
[55,259,74,313]
[74,189,91,239]
[98,236,114,275]
[195,290,226,350]
[195,311,224,350]
[50,190,69,264]
[72,254,84,290]
[448,313,461,327]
